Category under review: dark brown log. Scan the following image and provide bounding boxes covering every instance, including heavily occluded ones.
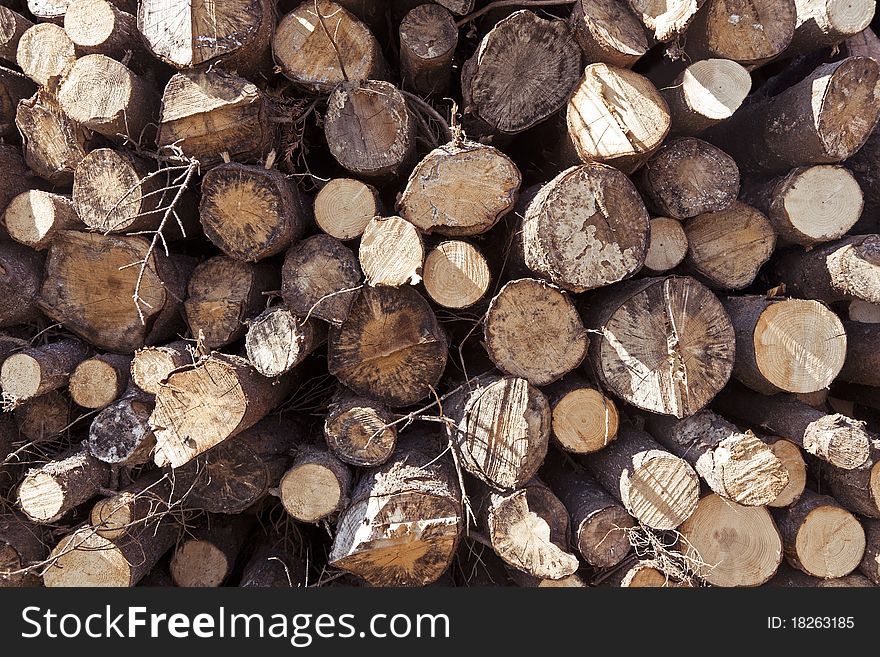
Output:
[12,390,71,443]
[183,255,278,351]
[0,513,46,587]
[281,234,362,326]
[0,241,42,328]
[704,57,880,174]
[4,190,81,250]
[422,241,491,309]
[150,353,292,468]
[324,80,416,181]
[358,215,424,287]
[170,516,253,587]
[646,410,789,506]
[643,216,688,273]
[130,340,191,396]
[446,374,550,490]
[397,140,521,237]
[483,278,588,386]
[200,162,307,262]
[763,436,807,508]
[838,320,880,386]
[0,413,17,494]
[713,385,872,469]
[1,339,89,402]
[329,440,462,587]
[323,387,396,467]
[158,69,271,167]
[774,489,865,579]
[844,125,880,233]
[825,443,880,518]
[517,163,649,293]
[742,165,863,246]
[17,448,109,523]
[16,22,75,86]
[279,445,351,522]
[679,493,783,587]
[684,0,796,65]
[581,275,735,418]
[0,7,31,63]
[773,234,880,306]
[544,374,619,454]
[399,3,457,96]
[0,66,35,138]
[567,0,647,68]
[240,535,306,587]
[64,0,146,61]
[327,286,447,407]
[87,395,155,465]
[661,58,751,137]
[138,0,272,76]
[69,353,131,409]
[462,10,581,135]
[313,178,381,241]
[38,231,191,353]
[635,138,739,220]
[273,1,386,93]
[90,472,171,540]
[245,305,326,378]
[859,519,880,583]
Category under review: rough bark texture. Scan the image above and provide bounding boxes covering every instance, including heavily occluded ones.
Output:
[825,444,880,518]
[17,448,109,523]
[0,241,42,327]
[240,536,306,587]
[0,513,46,587]
[0,67,35,138]
[0,6,32,63]
[859,519,880,584]
[838,320,880,386]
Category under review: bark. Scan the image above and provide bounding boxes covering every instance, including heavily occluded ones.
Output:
[0,241,42,327]
[825,443,880,518]
[4,190,80,250]
[359,215,424,287]
[838,320,880,386]
[0,513,46,587]
[314,178,381,241]
[245,305,326,378]
[0,144,30,232]
[399,3,457,96]
[323,387,396,467]
[1,339,90,401]
[0,66,35,138]
[279,445,352,522]
[423,240,491,310]
[859,519,880,584]
[769,562,875,586]
[17,448,110,523]
[240,535,307,587]
[0,6,31,63]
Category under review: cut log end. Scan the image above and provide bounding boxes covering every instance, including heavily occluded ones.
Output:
[44,528,135,587]
[4,190,80,250]
[423,241,491,309]
[568,0,648,68]
[551,387,619,454]
[625,452,699,530]
[170,540,230,588]
[17,472,64,523]
[314,178,379,241]
[280,451,350,523]
[644,217,688,272]
[324,391,396,467]
[664,59,751,136]
[792,503,866,578]
[765,438,807,508]
[359,216,424,287]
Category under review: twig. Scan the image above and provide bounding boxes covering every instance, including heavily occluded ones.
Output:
[455,0,576,27]
[314,0,348,82]
[399,89,453,142]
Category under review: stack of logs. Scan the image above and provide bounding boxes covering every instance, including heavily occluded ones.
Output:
[3,0,880,589]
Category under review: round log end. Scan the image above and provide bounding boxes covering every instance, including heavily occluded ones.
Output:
[423,241,491,309]
[644,217,688,272]
[795,504,866,579]
[551,387,619,454]
[44,527,133,587]
[170,539,229,587]
[624,451,699,530]
[765,438,807,508]
[314,178,379,241]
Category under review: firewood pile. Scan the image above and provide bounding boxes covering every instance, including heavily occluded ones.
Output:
[3,0,880,589]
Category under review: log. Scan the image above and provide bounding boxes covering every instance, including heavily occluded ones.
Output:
[58,54,158,143]
[87,395,155,465]
[604,560,692,587]
[517,163,649,293]
[1,339,89,401]
[90,473,170,540]
[0,413,16,493]
[0,7,31,63]
[722,296,846,394]
[774,489,866,579]
[635,138,739,220]
[581,275,735,418]
[478,478,580,580]
[399,3,457,96]
[461,10,581,135]
[151,353,292,468]
[170,516,253,587]
[4,190,81,250]
[324,80,416,181]
[329,440,462,587]
[38,231,191,353]
[0,144,29,223]
[281,234,362,326]
[313,178,380,241]
[661,58,751,136]
[170,416,296,514]
[859,519,880,583]
[844,125,880,233]
[13,390,71,442]
[563,64,670,173]
[545,375,619,454]
[704,57,880,174]
[541,458,634,567]
[327,286,447,407]
[0,241,42,327]
[838,320,880,386]
[684,0,796,65]
[483,278,588,386]
[0,513,46,587]
[645,410,789,506]
[17,448,109,523]
[643,217,688,273]
[64,0,145,61]
[16,89,93,185]
[245,305,325,378]
[27,0,72,23]
[323,387,396,467]
[359,215,424,287]
[825,445,880,518]
[769,562,875,586]
[0,66,34,138]
[273,0,386,93]
[240,535,306,587]
[567,0,647,68]
[200,162,307,262]
[279,445,352,522]
[129,340,190,396]
[16,23,75,86]
[43,519,177,587]
[68,353,131,409]
[158,69,271,167]
[433,0,472,14]
[741,165,863,246]
[764,436,807,508]
[771,235,880,305]
[423,241,491,309]
[627,0,705,41]
[848,299,880,322]
[138,0,272,75]
[397,140,521,236]
[713,386,872,470]
[581,425,700,530]
[183,255,278,351]
[446,374,550,490]
[786,0,876,57]
[683,201,776,290]
[679,493,783,587]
